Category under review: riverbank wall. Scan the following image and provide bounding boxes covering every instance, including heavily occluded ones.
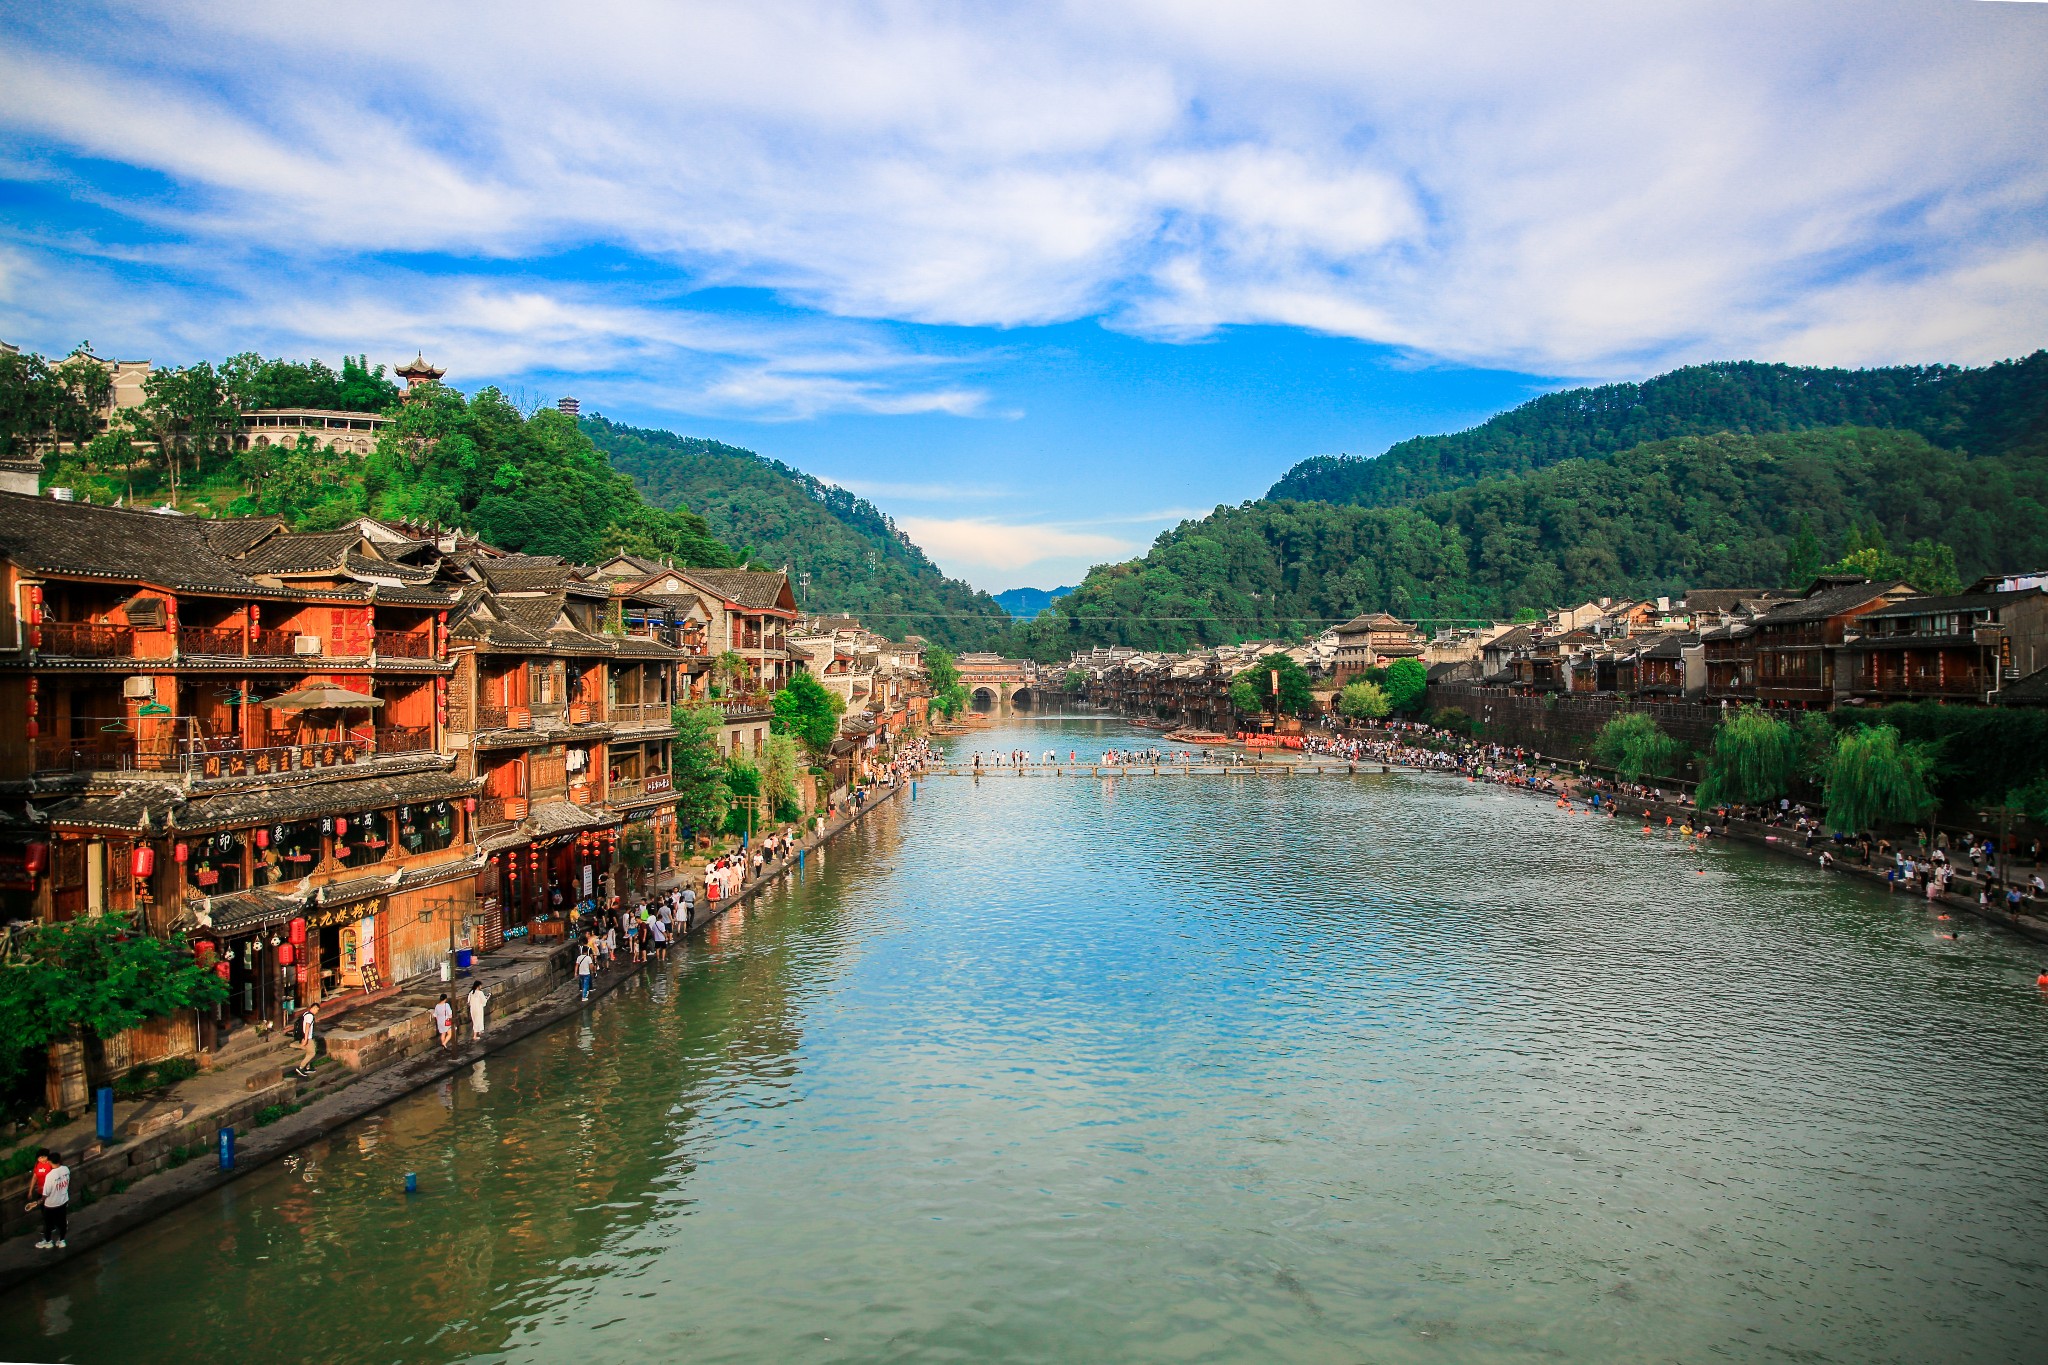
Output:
[0,778,911,1292]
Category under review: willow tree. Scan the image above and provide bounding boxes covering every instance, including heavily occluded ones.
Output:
[1695,707,1803,806]
[1819,724,1938,833]
[1590,712,1686,783]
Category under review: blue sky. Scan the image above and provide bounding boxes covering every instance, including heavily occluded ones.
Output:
[2,2,2044,590]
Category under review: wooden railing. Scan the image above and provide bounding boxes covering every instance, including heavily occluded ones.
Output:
[33,735,140,774]
[178,626,246,656]
[374,629,433,658]
[41,621,136,658]
[250,628,304,657]
[476,704,509,730]
[374,724,435,753]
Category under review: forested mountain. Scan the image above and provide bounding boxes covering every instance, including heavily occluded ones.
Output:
[1268,353,2048,508]
[992,585,1075,619]
[583,417,1011,649]
[1013,426,2048,658]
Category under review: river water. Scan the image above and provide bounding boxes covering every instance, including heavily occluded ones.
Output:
[4,718,2046,1364]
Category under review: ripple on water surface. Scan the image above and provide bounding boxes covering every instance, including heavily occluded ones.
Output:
[3,719,2046,1365]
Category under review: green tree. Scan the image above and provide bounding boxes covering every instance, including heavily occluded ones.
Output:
[760,732,805,823]
[1234,653,1315,716]
[1694,707,1802,806]
[1227,678,1262,715]
[1819,530,1963,596]
[1590,712,1687,783]
[1063,669,1088,692]
[1338,679,1391,720]
[1380,657,1428,713]
[773,670,846,758]
[0,915,228,1094]
[924,647,971,718]
[1783,514,1825,589]
[712,650,749,696]
[669,701,731,837]
[723,757,762,837]
[1819,724,1938,833]
[139,361,243,500]
[0,347,111,458]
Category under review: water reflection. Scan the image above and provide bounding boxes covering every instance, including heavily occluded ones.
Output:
[2,720,2046,1365]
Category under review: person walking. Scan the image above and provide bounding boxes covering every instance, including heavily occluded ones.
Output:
[467,980,489,1041]
[292,1004,318,1077]
[577,943,595,1001]
[27,1152,70,1250]
[431,993,455,1049]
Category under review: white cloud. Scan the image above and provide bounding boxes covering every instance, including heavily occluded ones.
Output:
[895,517,1135,575]
[0,0,2043,379]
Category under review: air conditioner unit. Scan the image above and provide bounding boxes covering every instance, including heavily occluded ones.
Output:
[122,676,155,700]
[508,706,533,729]
[293,635,323,655]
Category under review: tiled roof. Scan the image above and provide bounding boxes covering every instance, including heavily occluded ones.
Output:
[235,529,362,575]
[0,492,262,592]
[344,551,438,584]
[1756,580,1907,625]
[1857,588,2037,619]
[199,516,288,558]
[42,769,478,834]
[684,568,794,611]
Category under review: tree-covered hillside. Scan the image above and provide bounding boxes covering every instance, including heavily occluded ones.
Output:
[583,417,1011,649]
[1014,426,2048,658]
[1268,353,2048,508]
[20,347,736,568]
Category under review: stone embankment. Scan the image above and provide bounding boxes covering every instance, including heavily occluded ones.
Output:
[0,779,909,1291]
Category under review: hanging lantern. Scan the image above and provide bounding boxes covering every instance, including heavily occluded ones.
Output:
[289,917,307,944]
[321,818,333,834]
[269,932,282,947]
[462,797,476,814]
[175,842,189,863]
[335,818,349,838]
[24,842,48,876]
[214,961,232,981]
[256,828,270,848]
[132,845,155,878]
[278,942,295,966]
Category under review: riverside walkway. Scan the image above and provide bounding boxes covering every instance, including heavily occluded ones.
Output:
[923,758,1389,778]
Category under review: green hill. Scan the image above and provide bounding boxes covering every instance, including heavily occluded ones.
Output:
[1268,353,2048,508]
[1014,425,2048,659]
[582,417,1010,649]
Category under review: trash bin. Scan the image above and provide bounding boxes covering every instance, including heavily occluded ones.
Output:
[455,948,473,973]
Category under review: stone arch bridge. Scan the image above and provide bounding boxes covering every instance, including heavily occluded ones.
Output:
[956,654,1047,715]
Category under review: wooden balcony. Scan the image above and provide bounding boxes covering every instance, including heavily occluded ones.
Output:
[375,629,434,659]
[178,626,247,656]
[250,628,307,658]
[41,621,136,658]
[374,723,435,754]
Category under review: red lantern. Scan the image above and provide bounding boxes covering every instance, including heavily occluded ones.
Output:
[214,961,232,980]
[256,828,270,849]
[289,917,307,944]
[24,842,48,876]
[175,842,189,863]
[25,719,37,740]
[335,818,348,838]
[463,797,476,813]
[278,942,295,966]
[132,845,155,878]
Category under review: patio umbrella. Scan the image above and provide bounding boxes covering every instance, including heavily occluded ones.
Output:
[261,684,384,712]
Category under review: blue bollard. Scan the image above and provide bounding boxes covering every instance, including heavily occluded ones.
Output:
[405,1172,418,1195]
[96,1086,115,1143]
[218,1126,235,1171]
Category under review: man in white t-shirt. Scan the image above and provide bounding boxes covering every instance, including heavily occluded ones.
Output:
[576,946,595,1000]
[431,994,454,1049]
[29,1155,70,1250]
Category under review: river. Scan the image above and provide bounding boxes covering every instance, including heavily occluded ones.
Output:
[4,718,2046,1364]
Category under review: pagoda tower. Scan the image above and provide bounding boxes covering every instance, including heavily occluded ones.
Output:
[394,351,446,398]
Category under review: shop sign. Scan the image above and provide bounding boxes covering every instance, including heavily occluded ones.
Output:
[303,897,384,930]
[582,865,593,896]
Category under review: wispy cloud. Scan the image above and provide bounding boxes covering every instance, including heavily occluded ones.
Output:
[2,0,2044,387]
[895,516,1135,575]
